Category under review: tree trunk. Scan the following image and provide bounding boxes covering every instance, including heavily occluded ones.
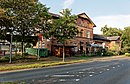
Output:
[63,42,65,62]
[15,42,17,56]
[21,41,24,57]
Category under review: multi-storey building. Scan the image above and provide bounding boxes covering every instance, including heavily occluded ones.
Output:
[40,13,96,57]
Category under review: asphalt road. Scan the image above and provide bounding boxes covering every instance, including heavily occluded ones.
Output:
[0,58,130,84]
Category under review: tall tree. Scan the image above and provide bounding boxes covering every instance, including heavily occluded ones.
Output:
[0,0,51,57]
[0,8,13,40]
[121,27,130,47]
[52,9,79,62]
[101,25,123,36]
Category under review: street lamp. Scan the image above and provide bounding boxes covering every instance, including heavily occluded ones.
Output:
[7,32,13,63]
[9,33,13,63]
[37,32,40,60]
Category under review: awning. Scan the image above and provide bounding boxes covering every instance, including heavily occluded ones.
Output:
[91,44,103,48]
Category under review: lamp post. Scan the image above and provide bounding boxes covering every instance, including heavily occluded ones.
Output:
[9,33,13,63]
[37,33,40,60]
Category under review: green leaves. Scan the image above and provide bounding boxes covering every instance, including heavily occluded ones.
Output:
[101,25,123,36]
[52,9,79,43]
[121,27,130,47]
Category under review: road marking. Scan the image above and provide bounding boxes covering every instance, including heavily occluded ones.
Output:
[59,79,66,82]
[89,75,93,77]
[88,72,95,74]
[45,75,49,77]
[107,69,110,71]
[75,79,80,81]
[79,72,84,73]
[118,65,120,67]
[113,67,115,68]
[76,75,79,77]
[52,75,75,77]
[99,71,102,73]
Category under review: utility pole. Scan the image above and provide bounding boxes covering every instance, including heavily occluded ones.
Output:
[9,33,13,63]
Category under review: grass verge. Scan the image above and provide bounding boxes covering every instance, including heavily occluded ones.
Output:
[0,60,87,71]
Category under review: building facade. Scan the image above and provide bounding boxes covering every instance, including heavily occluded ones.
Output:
[38,13,96,57]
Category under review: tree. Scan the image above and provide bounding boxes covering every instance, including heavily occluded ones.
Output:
[52,9,79,62]
[121,27,130,47]
[0,7,14,63]
[0,0,51,57]
[0,8,13,40]
[101,25,123,36]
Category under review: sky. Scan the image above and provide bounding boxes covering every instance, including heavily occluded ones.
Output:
[39,0,130,34]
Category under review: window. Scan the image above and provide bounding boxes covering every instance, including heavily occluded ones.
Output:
[86,30,90,38]
[80,29,83,37]
[77,19,82,26]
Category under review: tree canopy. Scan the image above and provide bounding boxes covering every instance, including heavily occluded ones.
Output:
[101,25,123,36]
[121,26,130,47]
[0,0,52,56]
[53,9,79,43]
[52,9,79,61]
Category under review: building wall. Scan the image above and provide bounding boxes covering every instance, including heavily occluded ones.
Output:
[108,39,121,51]
[35,13,95,57]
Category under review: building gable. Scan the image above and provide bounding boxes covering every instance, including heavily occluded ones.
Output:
[78,13,96,27]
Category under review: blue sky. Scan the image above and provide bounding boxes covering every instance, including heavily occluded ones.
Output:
[39,0,130,34]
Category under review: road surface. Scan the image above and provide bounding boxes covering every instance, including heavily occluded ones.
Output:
[0,58,130,84]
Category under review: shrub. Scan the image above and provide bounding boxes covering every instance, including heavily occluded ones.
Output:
[122,47,130,54]
[125,53,130,56]
[103,50,116,56]
[1,56,10,61]
[23,53,28,56]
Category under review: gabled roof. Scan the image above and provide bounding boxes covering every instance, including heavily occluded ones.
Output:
[93,34,109,41]
[77,13,96,27]
[107,36,120,41]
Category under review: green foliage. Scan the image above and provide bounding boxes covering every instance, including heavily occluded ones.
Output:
[122,47,130,54]
[52,9,79,43]
[0,56,10,61]
[125,53,130,56]
[103,50,119,56]
[121,27,130,47]
[109,43,120,51]
[51,9,79,61]
[101,25,123,36]
[0,0,52,57]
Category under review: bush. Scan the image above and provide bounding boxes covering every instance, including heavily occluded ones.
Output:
[1,56,10,61]
[125,53,130,56]
[122,47,130,54]
[23,53,28,56]
[102,50,119,56]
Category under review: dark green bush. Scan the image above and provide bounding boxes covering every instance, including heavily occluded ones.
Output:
[1,56,10,61]
[23,53,28,56]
